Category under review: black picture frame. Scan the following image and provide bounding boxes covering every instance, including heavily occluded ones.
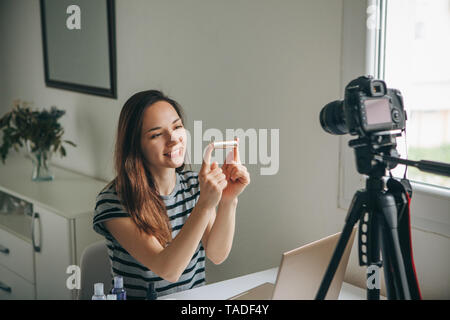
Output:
[40,0,117,99]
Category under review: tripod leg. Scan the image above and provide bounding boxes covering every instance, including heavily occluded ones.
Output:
[379,228,398,299]
[362,177,382,300]
[315,190,366,300]
[378,193,411,299]
[365,211,381,300]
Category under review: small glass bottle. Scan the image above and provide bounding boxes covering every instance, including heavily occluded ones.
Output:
[106,294,117,300]
[92,283,106,300]
[111,276,127,300]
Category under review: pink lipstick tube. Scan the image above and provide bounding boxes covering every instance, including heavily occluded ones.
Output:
[211,140,238,149]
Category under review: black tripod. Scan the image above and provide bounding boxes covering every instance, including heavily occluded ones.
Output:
[316,170,411,299]
[315,135,450,300]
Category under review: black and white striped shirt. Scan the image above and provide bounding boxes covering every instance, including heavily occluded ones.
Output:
[93,170,205,299]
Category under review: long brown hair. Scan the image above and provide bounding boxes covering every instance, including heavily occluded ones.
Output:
[108,90,190,246]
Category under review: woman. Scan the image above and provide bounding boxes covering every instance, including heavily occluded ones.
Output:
[93,90,250,299]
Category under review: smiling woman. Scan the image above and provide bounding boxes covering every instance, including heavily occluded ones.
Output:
[92,90,250,299]
[140,102,187,180]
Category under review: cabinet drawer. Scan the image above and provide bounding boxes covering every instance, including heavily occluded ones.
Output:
[0,228,34,283]
[0,264,35,299]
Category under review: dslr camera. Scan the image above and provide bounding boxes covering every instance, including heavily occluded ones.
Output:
[320,75,406,137]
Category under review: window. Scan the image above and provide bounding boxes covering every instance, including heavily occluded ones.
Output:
[383,0,450,189]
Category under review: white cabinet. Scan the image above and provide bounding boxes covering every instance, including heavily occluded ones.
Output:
[0,227,34,283]
[0,155,106,300]
[0,228,35,299]
[0,264,34,300]
[33,204,73,300]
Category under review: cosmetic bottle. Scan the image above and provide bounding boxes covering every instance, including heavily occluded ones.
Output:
[111,276,127,300]
[92,283,106,300]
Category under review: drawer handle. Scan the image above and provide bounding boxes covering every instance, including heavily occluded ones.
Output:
[32,212,41,253]
[0,245,10,255]
[0,281,12,293]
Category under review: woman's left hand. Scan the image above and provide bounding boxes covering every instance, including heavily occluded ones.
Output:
[220,137,250,203]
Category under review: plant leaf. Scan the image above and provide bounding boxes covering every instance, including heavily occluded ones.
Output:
[60,146,67,157]
[63,140,77,147]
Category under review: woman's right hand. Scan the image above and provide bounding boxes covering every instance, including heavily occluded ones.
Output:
[197,143,227,210]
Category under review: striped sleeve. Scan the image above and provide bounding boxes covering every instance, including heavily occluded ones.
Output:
[93,185,130,238]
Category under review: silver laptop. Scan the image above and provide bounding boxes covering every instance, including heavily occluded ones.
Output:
[228,228,356,300]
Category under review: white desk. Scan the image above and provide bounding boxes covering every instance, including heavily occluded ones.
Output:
[160,268,369,300]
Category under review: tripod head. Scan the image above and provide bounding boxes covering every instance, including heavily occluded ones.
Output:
[348,131,402,179]
[349,132,450,179]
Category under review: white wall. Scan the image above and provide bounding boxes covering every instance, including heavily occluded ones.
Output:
[0,0,448,299]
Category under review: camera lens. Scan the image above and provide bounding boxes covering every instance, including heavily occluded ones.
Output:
[319,100,348,135]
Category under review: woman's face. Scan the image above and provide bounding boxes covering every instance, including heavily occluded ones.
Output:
[140,100,187,172]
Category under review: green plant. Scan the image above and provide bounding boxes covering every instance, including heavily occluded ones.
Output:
[0,100,76,164]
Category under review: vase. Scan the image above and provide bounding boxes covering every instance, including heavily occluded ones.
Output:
[29,148,54,182]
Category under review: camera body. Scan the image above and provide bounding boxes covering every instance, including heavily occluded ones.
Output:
[320,75,407,137]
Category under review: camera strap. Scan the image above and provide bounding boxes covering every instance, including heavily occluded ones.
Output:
[386,177,422,299]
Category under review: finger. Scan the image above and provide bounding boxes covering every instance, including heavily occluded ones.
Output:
[231,166,248,182]
[225,148,235,165]
[242,169,250,183]
[211,164,222,174]
[234,137,241,163]
[230,166,239,181]
[200,143,214,174]
[238,172,250,185]
[222,164,231,178]
[224,164,236,181]
[210,162,223,179]
[211,168,224,180]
